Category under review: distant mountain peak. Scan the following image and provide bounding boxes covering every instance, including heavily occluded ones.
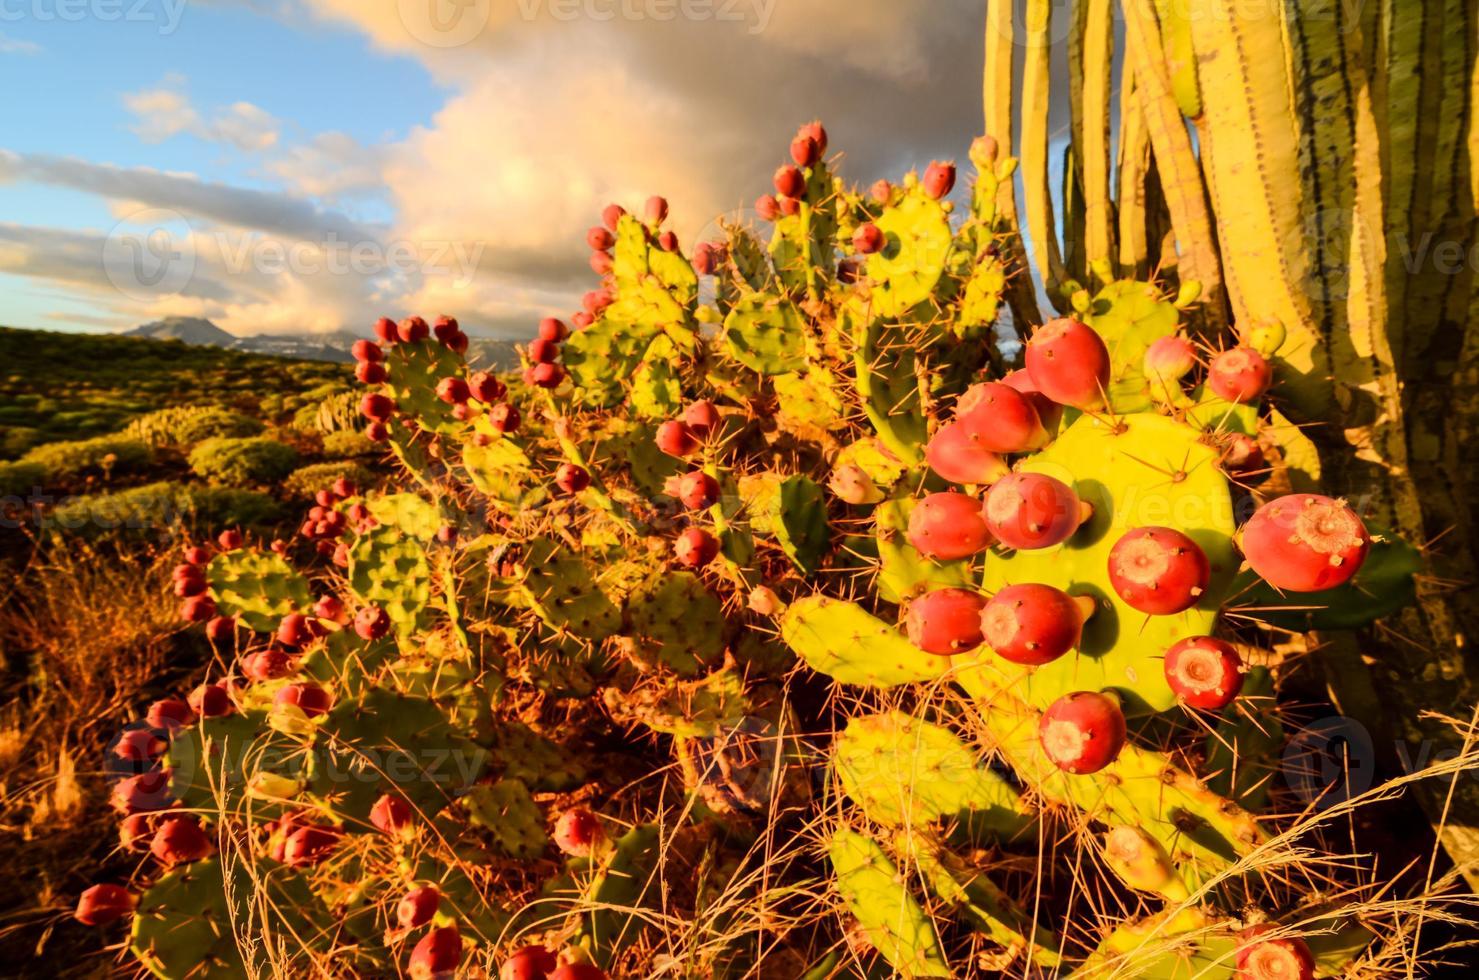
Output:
[125,316,233,346]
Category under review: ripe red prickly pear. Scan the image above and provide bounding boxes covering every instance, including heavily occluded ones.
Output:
[1164,636,1244,709]
[553,807,604,857]
[683,399,719,436]
[1038,691,1126,774]
[205,615,236,644]
[74,884,136,926]
[371,793,415,836]
[173,570,206,597]
[120,812,153,850]
[791,133,820,168]
[274,682,332,717]
[674,527,720,569]
[852,222,883,254]
[217,529,243,551]
[531,363,564,388]
[983,473,1085,550]
[587,226,615,251]
[645,195,669,226]
[981,584,1093,666]
[778,195,800,217]
[907,492,993,560]
[923,160,956,199]
[798,119,828,154]
[281,824,340,866]
[906,587,987,655]
[655,420,699,457]
[693,242,717,275]
[432,314,459,340]
[354,604,391,641]
[602,203,626,232]
[112,770,171,813]
[1143,335,1196,386]
[150,815,212,866]
[1025,318,1111,410]
[490,403,521,433]
[183,545,210,566]
[925,421,1011,486]
[188,683,232,718]
[435,377,470,405]
[869,178,892,204]
[181,594,217,622]
[366,420,391,442]
[397,316,429,343]
[147,698,193,730]
[373,317,397,343]
[360,392,395,421]
[1107,527,1210,615]
[955,381,1049,453]
[539,317,569,342]
[469,371,507,404]
[348,340,380,364]
[549,965,609,980]
[114,728,165,762]
[572,311,593,329]
[277,612,317,648]
[582,289,613,316]
[756,194,780,221]
[241,648,294,682]
[1219,433,1266,480]
[356,361,388,384]
[658,230,680,252]
[1240,494,1369,592]
[410,926,462,980]
[589,250,614,275]
[501,944,558,980]
[678,471,720,509]
[529,337,560,365]
[1208,347,1272,404]
[774,165,805,199]
[555,463,591,494]
[1237,925,1315,980]
[397,885,440,929]
[446,331,468,354]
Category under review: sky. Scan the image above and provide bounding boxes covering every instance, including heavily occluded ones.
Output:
[0,0,1012,340]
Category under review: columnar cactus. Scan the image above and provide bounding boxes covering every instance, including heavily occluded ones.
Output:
[82,122,1425,978]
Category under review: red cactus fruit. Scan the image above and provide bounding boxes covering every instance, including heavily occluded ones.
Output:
[410,926,462,980]
[1241,493,1370,592]
[1038,691,1127,774]
[981,584,1093,666]
[555,463,591,494]
[869,178,893,203]
[274,682,332,718]
[446,331,468,354]
[188,683,232,718]
[748,585,781,616]
[925,421,1011,486]
[360,392,395,421]
[1219,433,1267,479]
[906,492,993,561]
[351,339,382,363]
[790,133,820,168]
[150,815,212,866]
[798,119,828,154]
[1025,318,1111,409]
[1144,334,1197,384]
[469,371,507,403]
[120,812,153,850]
[774,165,805,199]
[549,966,609,980]
[906,587,988,655]
[373,316,397,343]
[277,612,317,648]
[112,770,171,813]
[645,195,669,226]
[678,471,721,509]
[582,289,613,316]
[242,648,294,682]
[366,420,390,442]
[1164,636,1244,710]
[370,793,415,836]
[983,473,1084,550]
[1208,347,1273,404]
[655,420,699,457]
[281,824,340,867]
[147,698,193,730]
[314,594,346,622]
[217,529,243,551]
[674,527,721,569]
[397,884,441,929]
[354,605,390,640]
[1108,527,1210,615]
[683,399,720,436]
[356,361,388,385]
[435,377,470,405]
[181,594,217,622]
[955,381,1049,453]
[693,242,718,275]
[490,403,521,433]
[756,194,780,221]
[601,203,626,232]
[922,160,957,199]
[183,545,211,566]
[539,317,570,342]
[529,337,561,365]
[74,884,136,926]
[115,728,165,762]
[204,615,236,644]
[586,226,615,251]
[1237,925,1316,980]
[501,944,559,980]
[553,807,604,857]
[432,314,459,341]
[779,195,801,217]
[173,570,206,597]
[589,250,614,275]
[397,316,429,343]
[531,363,564,388]
[852,222,884,254]
[658,230,679,252]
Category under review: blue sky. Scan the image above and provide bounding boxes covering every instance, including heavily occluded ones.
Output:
[0,0,1012,338]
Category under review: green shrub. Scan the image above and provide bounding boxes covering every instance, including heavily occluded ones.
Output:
[188,436,299,487]
[0,460,46,497]
[1,426,41,459]
[280,461,377,499]
[50,481,283,537]
[124,405,263,446]
[321,429,377,458]
[20,435,151,480]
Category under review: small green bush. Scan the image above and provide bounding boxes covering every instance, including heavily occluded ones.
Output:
[0,460,46,497]
[281,461,377,499]
[188,436,299,487]
[125,405,263,446]
[321,429,377,459]
[21,435,151,480]
[50,481,283,538]
[1,426,41,459]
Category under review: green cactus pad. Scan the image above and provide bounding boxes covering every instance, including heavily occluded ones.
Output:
[460,432,542,511]
[579,822,661,968]
[520,539,623,642]
[1204,667,1283,811]
[491,720,588,792]
[348,525,431,629]
[166,710,284,816]
[603,666,748,738]
[564,315,659,407]
[774,475,830,573]
[957,253,1007,331]
[460,778,546,859]
[865,187,953,317]
[828,828,949,978]
[365,492,443,540]
[833,712,1030,835]
[206,549,312,632]
[979,412,1238,713]
[384,339,466,436]
[780,596,945,688]
[1082,279,1181,413]
[626,569,724,676]
[774,366,845,430]
[723,292,807,375]
[630,334,684,418]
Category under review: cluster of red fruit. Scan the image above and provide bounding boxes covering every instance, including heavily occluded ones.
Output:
[903,316,1370,775]
[651,400,724,568]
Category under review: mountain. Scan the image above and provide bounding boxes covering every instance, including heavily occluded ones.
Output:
[125,316,233,346]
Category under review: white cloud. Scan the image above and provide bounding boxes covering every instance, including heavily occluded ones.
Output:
[0,32,42,56]
[124,76,281,152]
